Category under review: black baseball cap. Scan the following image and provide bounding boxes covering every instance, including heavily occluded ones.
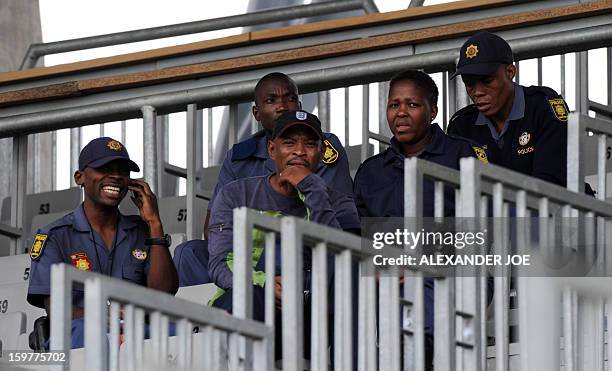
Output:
[272,110,323,140]
[450,31,513,79]
[78,137,140,172]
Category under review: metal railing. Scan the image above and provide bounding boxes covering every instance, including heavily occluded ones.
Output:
[49,263,273,371]
[20,0,377,70]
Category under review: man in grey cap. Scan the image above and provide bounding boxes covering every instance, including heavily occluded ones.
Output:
[27,137,178,349]
[447,31,569,187]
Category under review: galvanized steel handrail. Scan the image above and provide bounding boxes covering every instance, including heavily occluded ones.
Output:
[49,263,273,371]
[20,0,374,70]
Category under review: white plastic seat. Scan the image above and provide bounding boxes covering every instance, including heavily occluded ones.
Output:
[0,254,31,286]
[0,311,26,351]
[176,283,218,306]
[0,282,45,333]
[169,233,186,257]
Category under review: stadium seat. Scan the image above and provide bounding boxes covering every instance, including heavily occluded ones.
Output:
[0,282,45,334]
[0,254,31,286]
[120,196,207,236]
[0,312,26,352]
[0,187,81,230]
[21,211,72,255]
[196,166,221,200]
[176,283,218,306]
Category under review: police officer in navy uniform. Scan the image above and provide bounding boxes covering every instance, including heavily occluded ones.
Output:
[27,137,178,349]
[174,72,352,286]
[354,70,487,370]
[447,31,569,187]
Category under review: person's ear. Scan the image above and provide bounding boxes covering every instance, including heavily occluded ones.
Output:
[252,104,260,122]
[506,64,517,81]
[430,104,438,122]
[267,139,276,161]
[74,170,84,188]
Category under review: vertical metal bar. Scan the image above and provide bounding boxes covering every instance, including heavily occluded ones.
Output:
[434,181,444,221]
[358,259,377,371]
[121,120,126,144]
[186,104,198,240]
[51,131,57,191]
[344,87,350,147]
[597,134,607,200]
[155,115,165,197]
[177,318,193,370]
[149,311,163,365]
[379,81,391,138]
[434,277,455,371]
[70,127,81,185]
[563,288,578,371]
[253,334,272,371]
[50,265,71,371]
[135,308,144,371]
[85,278,108,371]
[561,54,566,98]
[455,77,470,112]
[608,47,612,107]
[537,57,543,86]
[607,299,612,371]
[318,91,330,132]
[141,105,158,193]
[577,296,605,371]
[124,304,135,371]
[584,212,596,270]
[539,197,550,263]
[493,183,509,371]
[10,135,27,255]
[311,242,328,371]
[567,113,583,192]
[516,60,520,84]
[379,270,400,371]
[448,71,458,117]
[228,333,240,371]
[233,207,253,319]
[202,326,216,370]
[265,232,276,328]
[195,109,204,170]
[228,103,238,148]
[442,71,448,131]
[109,302,120,371]
[335,249,353,371]
[362,84,370,162]
[576,51,589,114]
[281,217,303,371]
[161,315,169,363]
[207,108,214,166]
[405,158,423,218]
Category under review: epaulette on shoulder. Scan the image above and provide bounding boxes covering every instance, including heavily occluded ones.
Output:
[524,85,561,99]
[449,105,478,123]
[29,213,71,261]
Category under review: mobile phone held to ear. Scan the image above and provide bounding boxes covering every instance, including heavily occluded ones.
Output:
[130,180,143,201]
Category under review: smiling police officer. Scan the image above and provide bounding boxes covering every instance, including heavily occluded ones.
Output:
[27,137,178,349]
[447,31,569,187]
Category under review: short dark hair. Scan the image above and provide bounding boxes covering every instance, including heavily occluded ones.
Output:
[253,72,299,104]
[389,70,438,107]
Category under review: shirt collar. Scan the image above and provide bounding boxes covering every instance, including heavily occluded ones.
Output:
[73,203,138,233]
[474,84,524,140]
[254,130,271,159]
[384,123,445,164]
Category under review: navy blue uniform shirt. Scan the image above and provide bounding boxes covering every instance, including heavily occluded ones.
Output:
[354,123,479,218]
[447,84,568,186]
[27,204,152,308]
[208,130,353,209]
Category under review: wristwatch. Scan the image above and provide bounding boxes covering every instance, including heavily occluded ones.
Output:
[144,234,172,247]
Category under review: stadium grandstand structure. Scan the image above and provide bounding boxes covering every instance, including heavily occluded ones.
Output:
[0,0,611,370]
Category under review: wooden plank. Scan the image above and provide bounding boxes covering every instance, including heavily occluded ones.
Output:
[0,34,251,85]
[250,0,513,41]
[0,0,512,86]
[0,1,610,107]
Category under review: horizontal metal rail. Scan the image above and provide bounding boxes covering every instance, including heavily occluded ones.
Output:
[0,222,22,239]
[20,0,370,70]
[50,263,273,371]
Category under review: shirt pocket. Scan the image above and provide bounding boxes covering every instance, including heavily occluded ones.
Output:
[122,259,146,284]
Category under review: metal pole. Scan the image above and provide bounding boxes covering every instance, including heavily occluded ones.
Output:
[344,87,350,147]
[186,104,198,240]
[50,265,71,371]
[361,84,370,162]
[70,128,80,186]
[207,108,214,166]
[141,105,158,193]
[317,91,330,133]
[10,135,27,255]
[155,115,165,197]
[20,0,367,69]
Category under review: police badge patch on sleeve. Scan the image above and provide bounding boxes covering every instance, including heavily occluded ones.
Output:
[29,233,48,260]
[473,146,489,164]
[322,139,339,164]
[548,98,568,122]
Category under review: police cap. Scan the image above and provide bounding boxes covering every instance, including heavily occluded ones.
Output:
[78,137,140,172]
[450,31,513,79]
